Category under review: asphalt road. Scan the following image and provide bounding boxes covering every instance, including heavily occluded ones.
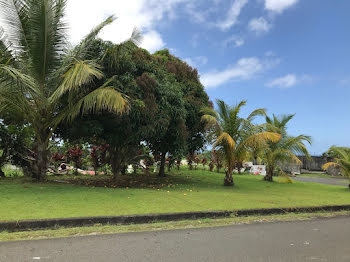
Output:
[1,216,350,262]
[293,176,349,186]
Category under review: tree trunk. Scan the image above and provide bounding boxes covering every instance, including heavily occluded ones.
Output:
[224,169,234,186]
[33,139,49,181]
[158,152,166,177]
[111,161,121,180]
[188,160,193,170]
[109,147,124,180]
[236,162,243,174]
[264,165,274,182]
[0,167,5,178]
[121,165,127,175]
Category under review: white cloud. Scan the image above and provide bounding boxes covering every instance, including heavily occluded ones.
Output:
[217,0,249,30]
[201,57,264,88]
[265,0,299,13]
[248,17,272,34]
[266,74,298,88]
[140,30,165,53]
[223,36,245,48]
[184,56,208,68]
[65,0,188,52]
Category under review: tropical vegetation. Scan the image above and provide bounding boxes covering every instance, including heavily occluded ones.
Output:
[201,100,280,186]
[261,114,312,182]
[322,146,350,186]
[0,0,139,180]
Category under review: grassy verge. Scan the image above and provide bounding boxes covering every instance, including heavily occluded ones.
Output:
[1,211,349,242]
[1,169,350,222]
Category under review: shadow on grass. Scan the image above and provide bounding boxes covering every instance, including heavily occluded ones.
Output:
[44,169,238,189]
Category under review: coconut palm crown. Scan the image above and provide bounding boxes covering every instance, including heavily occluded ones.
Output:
[0,0,141,180]
[262,114,311,182]
[202,99,280,186]
[322,146,350,187]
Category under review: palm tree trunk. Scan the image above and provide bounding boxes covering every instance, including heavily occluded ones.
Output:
[111,155,122,180]
[264,165,274,182]
[0,167,5,178]
[224,166,234,186]
[158,152,166,177]
[33,140,49,181]
[0,154,7,178]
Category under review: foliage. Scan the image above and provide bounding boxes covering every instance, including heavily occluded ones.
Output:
[67,146,83,173]
[90,144,109,173]
[322,146,350,186]
[51,152,65,169]
[0,122,33,177]
[0,0,141,180]
[202,99,280,186]
[154,49,211,160]
[261,114,311,182]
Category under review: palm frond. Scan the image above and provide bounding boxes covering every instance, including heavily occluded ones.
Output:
[71,15,116,59]
[283,135,312,156]
[232,100,246,119]
[216,99,230,123]
[0,27,14,62]
[214,132,236,151]
[242,131,281,149]
[326,146,350,161]
[124,27,143,46]
[49,60,104,101]
[247,108,266,121]
[0,0,29,53]
[0,64,43,99]
[338,159,350,173]
[200,106,218,118]
[201,114,218,128]
[64,87,128,122]
[322,162,338,170]
[280,114,295,127]
[21,0,67,81]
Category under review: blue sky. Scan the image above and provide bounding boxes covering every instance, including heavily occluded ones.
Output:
[66,0,350,154]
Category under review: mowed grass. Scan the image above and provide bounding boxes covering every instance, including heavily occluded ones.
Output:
[1,169,350,222]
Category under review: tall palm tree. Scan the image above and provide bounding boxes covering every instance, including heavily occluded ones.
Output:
[0,0,140,180]
[262,114,311,182]
[202,100,280,186]
[322,146,350,187]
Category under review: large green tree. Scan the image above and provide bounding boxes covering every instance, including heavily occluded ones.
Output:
[0,122,33,177]
[0,1,138,180]
[58,42,187,178]
[202,100,280,186]
[145,70,187,177]
[154,50,211,158]
[262,114,311,182]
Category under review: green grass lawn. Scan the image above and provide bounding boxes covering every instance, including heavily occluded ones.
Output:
[1,169,350,222]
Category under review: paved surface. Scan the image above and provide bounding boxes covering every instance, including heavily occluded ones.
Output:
[293,176,349,186]
[1,216,350,262]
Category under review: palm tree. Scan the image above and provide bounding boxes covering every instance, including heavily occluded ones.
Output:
[202,100,280,186]
[262,114,311,182]
[0,0,140,180]
[322,146,350,187]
